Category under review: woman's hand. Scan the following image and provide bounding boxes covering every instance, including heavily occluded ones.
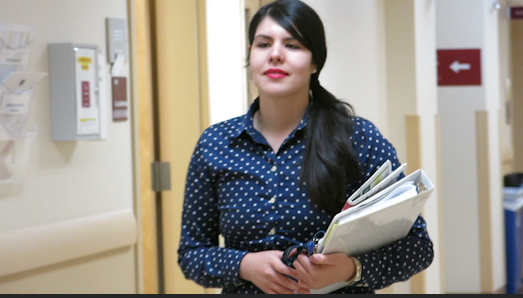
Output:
[292,252,355,290]
[239,250,311,294]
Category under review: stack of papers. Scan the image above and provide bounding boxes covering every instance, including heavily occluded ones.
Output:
[310,161,435,294]
[317,165,433,255]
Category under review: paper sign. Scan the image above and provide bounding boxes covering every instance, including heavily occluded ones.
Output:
[0,92,31,115]
[111,52,125,77]
[74,47,100,136]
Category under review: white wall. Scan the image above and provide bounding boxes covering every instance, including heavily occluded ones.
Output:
[383,0,442,293]
[0,0,137,294]
[206,0,247,125]
[436,0,504,293]
[303,0,388,131]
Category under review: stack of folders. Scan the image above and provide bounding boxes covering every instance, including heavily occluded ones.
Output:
[310,160,435,294]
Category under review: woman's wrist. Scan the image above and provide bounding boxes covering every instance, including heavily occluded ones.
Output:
[345,256,362,285]
[238,252,253,282]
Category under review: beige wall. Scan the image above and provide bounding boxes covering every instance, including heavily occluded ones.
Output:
[0,0,138,294]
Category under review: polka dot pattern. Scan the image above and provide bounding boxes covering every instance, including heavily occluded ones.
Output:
[177,100,434,294]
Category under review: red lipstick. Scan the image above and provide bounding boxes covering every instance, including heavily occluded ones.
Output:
[264,68,288,79]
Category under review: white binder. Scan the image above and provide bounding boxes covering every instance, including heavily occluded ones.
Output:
[311,168,434,294]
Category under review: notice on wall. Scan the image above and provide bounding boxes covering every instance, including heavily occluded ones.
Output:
[0,23,35,83]
[74,47,100,136]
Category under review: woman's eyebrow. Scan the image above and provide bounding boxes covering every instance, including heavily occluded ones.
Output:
[254,34,297,41]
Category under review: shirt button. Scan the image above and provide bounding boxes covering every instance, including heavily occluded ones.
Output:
[269,197,276,204]
[269,228,276,235]
[271,165,277,172]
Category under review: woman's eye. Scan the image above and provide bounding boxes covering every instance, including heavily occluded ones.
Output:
[257,43,270,48]
[286,44,300,49]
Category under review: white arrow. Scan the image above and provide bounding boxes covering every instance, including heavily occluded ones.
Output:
[450,60,471,73]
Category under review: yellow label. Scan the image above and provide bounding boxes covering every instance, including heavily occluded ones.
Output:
[78,57,92,64]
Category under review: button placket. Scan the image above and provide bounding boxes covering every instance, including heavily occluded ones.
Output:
[266,160,279,237]
[269,161,278,206]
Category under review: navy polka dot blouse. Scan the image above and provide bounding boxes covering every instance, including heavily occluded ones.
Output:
[178,99,434,294]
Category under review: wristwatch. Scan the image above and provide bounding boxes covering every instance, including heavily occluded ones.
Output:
[345,256,362,286]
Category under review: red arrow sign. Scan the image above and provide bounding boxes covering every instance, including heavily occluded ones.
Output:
[437,49,481,86]
[511,7,523,19]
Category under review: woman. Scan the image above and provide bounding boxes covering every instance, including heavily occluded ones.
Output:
[177,0,433,294]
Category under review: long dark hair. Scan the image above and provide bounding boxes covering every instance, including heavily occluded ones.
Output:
[248,0,361,216]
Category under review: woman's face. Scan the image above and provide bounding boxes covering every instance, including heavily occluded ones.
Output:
[249,16,316,99]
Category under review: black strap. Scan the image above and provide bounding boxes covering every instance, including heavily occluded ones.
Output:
[281,230,325,268]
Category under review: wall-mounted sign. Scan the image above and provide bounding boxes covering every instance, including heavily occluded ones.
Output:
[437,49,481,86]
[511,7,523,19]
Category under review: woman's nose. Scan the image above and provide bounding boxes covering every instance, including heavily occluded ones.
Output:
[269,44,284,63]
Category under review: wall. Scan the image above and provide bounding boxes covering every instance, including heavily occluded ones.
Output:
[436,0,505,293]
[206,0,247,125]
[0,0,138,294]
[303,0,389,131]
[383,0,442,293]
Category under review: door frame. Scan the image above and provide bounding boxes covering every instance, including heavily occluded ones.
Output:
[129,0,210,294]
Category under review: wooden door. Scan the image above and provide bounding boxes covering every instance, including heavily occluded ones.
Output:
[130,0,159,294]
[512,9,523,172]
[154,0,210,294]
[131,0,210,294]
